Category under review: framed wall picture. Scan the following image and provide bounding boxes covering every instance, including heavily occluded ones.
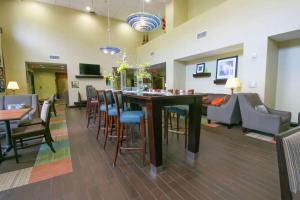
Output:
[71,81,79,88]
[196,63,205,74]
[0,67,3,79]
[0,79,5,92]
[215,56,238,81]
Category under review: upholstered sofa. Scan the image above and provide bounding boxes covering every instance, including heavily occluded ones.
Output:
[202,93,230,115]
[0,94,39,128]
[238,93,291,135]
[207,94,241,128]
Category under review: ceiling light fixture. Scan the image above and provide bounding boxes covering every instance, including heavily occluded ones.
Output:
[85,6,91,11]
[145,0,151,3]
[127,0,161,32]
[99,0,121,55]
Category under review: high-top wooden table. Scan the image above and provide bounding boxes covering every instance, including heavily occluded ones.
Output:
[124,93,203,176]
[0,108,31,158]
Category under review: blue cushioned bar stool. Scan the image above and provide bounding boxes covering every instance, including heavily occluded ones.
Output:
[164,89,194,149]
[96,90,109,140]
[112,91,146,167]
[103,90,118,149]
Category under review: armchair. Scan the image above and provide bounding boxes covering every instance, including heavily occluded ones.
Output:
[207,94,241,128]
[238,93,291,135]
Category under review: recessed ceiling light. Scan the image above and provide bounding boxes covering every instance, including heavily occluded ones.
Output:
[145,0,151,2]
[86,6,91,11]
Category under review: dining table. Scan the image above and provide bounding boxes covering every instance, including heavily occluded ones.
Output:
[0,108,31,159]
[124,92,204,176]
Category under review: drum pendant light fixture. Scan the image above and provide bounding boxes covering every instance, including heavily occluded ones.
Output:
[127,0,161,32]
[99,0,121,55]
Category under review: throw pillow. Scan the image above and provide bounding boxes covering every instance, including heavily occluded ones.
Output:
[6,104,27,110]
[211,98,224,106]
[255,105,269,114]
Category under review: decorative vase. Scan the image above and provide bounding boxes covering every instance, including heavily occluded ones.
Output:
[137,79,144,95]
[120,71,126,91]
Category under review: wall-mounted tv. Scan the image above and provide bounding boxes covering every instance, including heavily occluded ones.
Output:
[79,63,101,75]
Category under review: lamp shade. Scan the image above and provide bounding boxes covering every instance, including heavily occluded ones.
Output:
[225,78,241,89]
[7,81,20,90]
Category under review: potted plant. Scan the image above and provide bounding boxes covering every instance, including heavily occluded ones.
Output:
[136,63,151,95]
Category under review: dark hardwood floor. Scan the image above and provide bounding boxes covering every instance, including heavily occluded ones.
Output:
[0,107,298,200]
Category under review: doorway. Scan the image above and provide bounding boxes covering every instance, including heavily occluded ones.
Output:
[25,62,68,100]
[149,62,166,89]
[55,72,68,99]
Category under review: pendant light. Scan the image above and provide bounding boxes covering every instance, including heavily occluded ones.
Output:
[127,0,161,32]
[99,0,121,55]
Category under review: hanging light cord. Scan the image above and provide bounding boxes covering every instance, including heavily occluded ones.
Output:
[107,0,111,46]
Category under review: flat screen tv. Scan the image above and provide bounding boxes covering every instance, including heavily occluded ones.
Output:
[79,63,100,75]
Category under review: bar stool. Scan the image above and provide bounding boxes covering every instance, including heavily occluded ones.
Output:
[164,89,194,149]
[86,86,98,128]
[112,91,146,167]
[96,90,107,139]
[103,90,118,149]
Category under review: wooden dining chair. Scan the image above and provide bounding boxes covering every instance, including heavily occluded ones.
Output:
[112,91,146,166]
[12,101,55,163]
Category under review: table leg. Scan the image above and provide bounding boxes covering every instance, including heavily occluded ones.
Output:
[146,102,163,177]
[187,97,202,163]
[4,120,13,153]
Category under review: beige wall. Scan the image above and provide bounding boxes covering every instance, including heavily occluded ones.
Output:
[185,51,243,94]
[276,39,300,122]
[264,39,279,108]
[149,0,225,40]
[137,0,300,101]
[173,0,188,28]
[188,0,226,20]
[0,0,142,104]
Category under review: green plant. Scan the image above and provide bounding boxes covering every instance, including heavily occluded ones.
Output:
[116,60,130,73]
[137,63,151,81]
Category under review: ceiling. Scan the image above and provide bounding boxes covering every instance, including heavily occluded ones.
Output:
[35,0,167,21]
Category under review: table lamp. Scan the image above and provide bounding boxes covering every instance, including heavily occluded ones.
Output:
[225,78,241,94]
[7,81,20,95]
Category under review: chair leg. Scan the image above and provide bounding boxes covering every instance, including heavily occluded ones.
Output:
[86,101,90,118]
[184,115,188,149]
[113,122,121,167]
[12,138,19,163]
[176,114,180,140]
[93,105,97,123]
[169,112,173,129]
[103,115,110,149]
[53,104,57,116]
[97,111,102,140]
[166,112,170,145]
[164,109,168,142]
[45,133,56,153]
[120,123,124,154]
[87,110,91,128]
[140,117,146,165]
[20,139,24,148]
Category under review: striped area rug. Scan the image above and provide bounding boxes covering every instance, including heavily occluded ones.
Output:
[246,132,275,144]
[0,105,73,192]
